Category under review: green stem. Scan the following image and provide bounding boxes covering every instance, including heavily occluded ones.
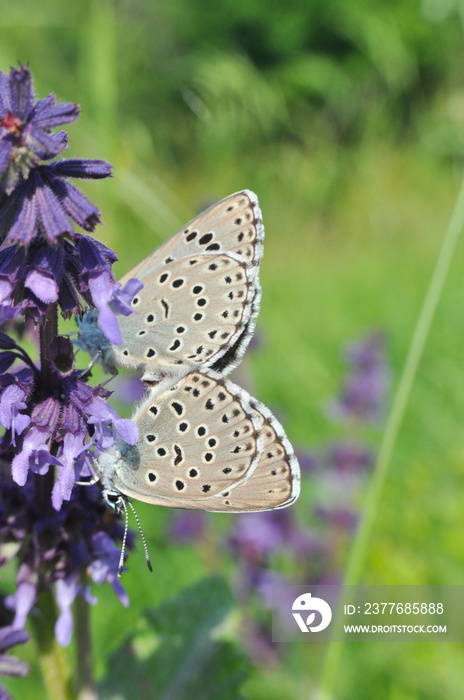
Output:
[39,302,58,391]
[32,302,74,699]
[36,303,57,515]
[74,593,97,700]
[31,593,74,700]
[317,175,464,700]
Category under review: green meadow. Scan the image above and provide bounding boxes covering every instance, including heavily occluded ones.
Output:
[2,0,464,698]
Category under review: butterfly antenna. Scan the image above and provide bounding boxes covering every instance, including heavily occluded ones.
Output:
[126,499,153,573]
[100,370,118,388]
[78,351,101,382]
[117,498,130,577]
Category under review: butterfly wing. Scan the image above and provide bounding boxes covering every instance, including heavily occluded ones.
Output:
[207,400,300,511]
[111,190,264,380]
[97,370,300,512]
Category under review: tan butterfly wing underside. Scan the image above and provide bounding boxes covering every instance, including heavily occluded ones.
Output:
[97,370,300,513]
[111,190,264,381]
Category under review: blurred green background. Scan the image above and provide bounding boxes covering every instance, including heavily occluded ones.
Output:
[2,0,464,698]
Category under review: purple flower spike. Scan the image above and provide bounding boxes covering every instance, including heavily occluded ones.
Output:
[0,65,79,196]
[0,63,145,653]
[0,64,111,247]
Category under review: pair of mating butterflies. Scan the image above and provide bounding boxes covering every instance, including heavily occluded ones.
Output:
[78,190,300,516]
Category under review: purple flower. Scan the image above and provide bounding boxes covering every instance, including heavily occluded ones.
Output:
[0,479,131,643]
[328,331,391,424]
[0,65,112,244]
[112,278,143,316]
[0,64,77,195]
[88,531,129,606]
[323,441,374,473]
[111,375,147,404]
[76,237,143,344]
[1,346,137,509]
[313,504,359,532]
[0,625,29,695]
[55,576,97,648]
[54,576,80,647]
[87,395,139,448]
[294,448,318,473]
[5,578,37,631]
[0,63,144,662]
[229,510,316,564]
[0,383,31,445]
[11,424,62,486]
[168,511,207,543]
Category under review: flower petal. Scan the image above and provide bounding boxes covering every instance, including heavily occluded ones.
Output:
[25,269,59,303]
[112,278,143,316]
[31,101,80,129]
[0,70,12,115]
[9,66,33,121]
[46,174,101,231]
[34,173,73,241]
[51,159,112,179]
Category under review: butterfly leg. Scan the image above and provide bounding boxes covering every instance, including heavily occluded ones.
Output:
[79,351,119,384]
[75,474,100,486]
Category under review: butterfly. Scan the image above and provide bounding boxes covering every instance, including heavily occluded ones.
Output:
[96,368,300,515]
[77,190,264,385]
[78,191,300,570]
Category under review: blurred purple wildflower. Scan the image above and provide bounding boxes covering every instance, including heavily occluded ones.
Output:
[328,331,390,424]
[168,511,207,544]
[313,505,359,532]
[220,330,391,662]
[323,441,374,474]
[0,625,29,697]
[294,447,318,473]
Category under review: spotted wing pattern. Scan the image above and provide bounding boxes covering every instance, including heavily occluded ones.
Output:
[79,190,264,381]
[97,370,300,513]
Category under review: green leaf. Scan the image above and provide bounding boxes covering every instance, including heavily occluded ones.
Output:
[99,575,250,700]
